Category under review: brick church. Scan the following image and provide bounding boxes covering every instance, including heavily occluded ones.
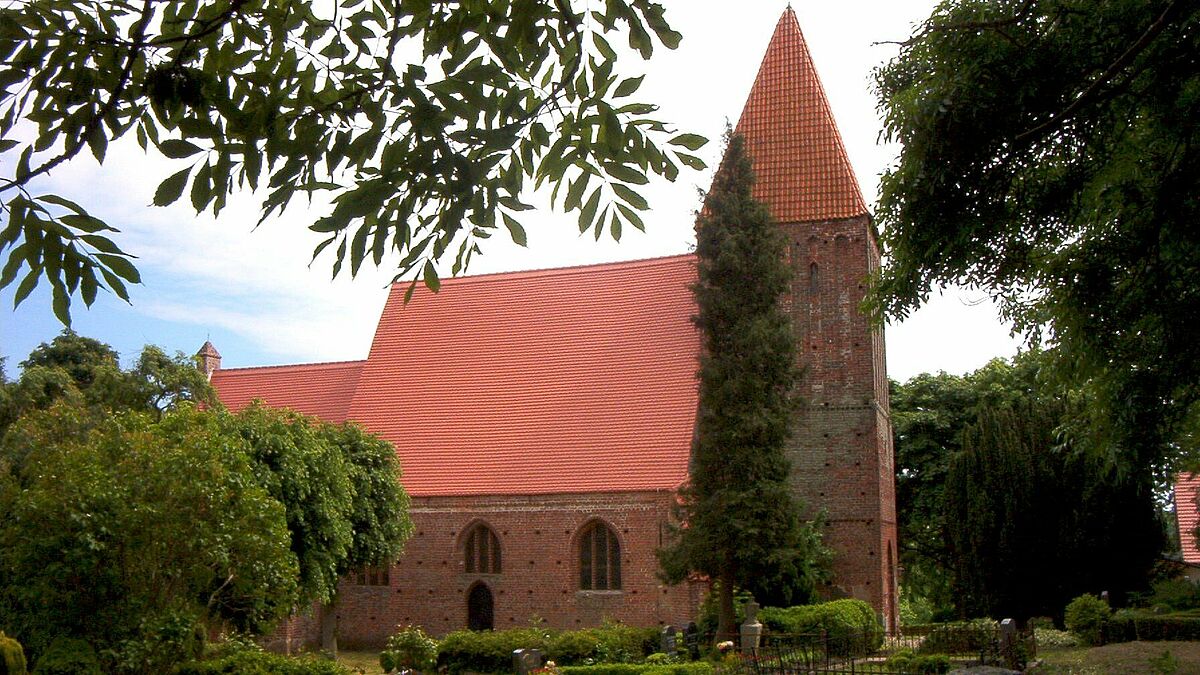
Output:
[203,9,898,648]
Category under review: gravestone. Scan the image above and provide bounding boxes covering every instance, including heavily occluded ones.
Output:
[661,625,677,657]
[684,622,701,660]
[741,600,763,653]
[513,648,543,675]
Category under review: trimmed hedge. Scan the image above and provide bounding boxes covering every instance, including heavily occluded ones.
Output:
[437,625,660,674]
[173,650,352,674]
[760,599,883,654]
[884,650,950,674]
[914,619,996,656]
[1102,613,1200,644]
[559,664,713,675]
[31,638,100,675]
[0,632,27,675]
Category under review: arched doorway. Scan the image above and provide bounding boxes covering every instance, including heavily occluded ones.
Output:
[467,582,494,631]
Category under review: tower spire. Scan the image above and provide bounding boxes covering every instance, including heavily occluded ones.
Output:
[733,8,868,223]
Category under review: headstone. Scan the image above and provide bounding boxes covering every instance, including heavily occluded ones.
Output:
[684,622,701,661]
[661,625,677,657]
[513,648,543,675]
[999,618,1019,670]
[741,600,763,654]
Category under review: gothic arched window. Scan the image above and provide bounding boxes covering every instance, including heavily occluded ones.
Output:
[578,521,621,590]
[464,522,502,574]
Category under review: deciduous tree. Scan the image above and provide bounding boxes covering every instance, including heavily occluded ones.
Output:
[0,0,707,323]
[873,0,1200,472]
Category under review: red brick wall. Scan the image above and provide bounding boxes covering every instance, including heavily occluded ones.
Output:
[332,490,702,648]
[783,215,899,629]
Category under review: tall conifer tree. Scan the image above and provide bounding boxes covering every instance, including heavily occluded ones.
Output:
[660,130,828,638]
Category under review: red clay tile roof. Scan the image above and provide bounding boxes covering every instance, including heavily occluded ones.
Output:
[734,8,869,223]
[345,255,700,497]
[1177,474,1200,563]
[212,360,364,423]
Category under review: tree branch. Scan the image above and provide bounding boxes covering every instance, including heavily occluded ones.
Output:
[1,0,155,194]
[1014,0,1181,143]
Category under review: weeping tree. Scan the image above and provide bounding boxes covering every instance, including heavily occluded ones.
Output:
[658,131,829,639]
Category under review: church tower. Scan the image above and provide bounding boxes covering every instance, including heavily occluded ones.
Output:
[733,9,898,628]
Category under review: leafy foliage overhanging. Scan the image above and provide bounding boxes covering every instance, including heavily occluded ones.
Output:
[0,0,708,323]
[658,131,828,637]
[0,332,412,671]
[873,0,1200,471]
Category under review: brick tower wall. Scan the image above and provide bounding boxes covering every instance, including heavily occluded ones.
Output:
[782,215,898,630]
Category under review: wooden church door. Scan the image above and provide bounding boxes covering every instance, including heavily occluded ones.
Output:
[467,582,493,631]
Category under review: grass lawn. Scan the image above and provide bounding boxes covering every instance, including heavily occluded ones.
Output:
[337,650,385,674]
[1032,641,1200,674]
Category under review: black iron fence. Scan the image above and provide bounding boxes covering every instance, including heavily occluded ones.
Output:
[715,623,1035,674]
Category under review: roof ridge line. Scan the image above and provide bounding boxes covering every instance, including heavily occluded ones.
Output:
[393,252,697,289]
[216,359,367,373]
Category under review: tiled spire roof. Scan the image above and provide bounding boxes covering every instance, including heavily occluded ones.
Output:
[734,8,869,223]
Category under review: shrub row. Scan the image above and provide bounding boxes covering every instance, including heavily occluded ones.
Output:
[913,619,997,656]
[559,663,713,675]
[883,650,951,675]
[1102,613,1200,644]
[759,599,883,653]
[436,625,659,674]
[174,650,351,675]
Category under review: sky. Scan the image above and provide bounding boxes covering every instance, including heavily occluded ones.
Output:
[0,1,1024,382]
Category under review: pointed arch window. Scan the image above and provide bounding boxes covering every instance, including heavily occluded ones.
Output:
[579,521,621,590]
[464,523,502,574]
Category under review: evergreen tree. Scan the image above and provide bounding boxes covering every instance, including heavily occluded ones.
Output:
[659,131,828,639]
[945,400,1163,622]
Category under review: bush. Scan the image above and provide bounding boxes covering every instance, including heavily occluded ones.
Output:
[1140,579,1200,612]
[914,619,997,656]
[1033,627,1078,649]
[437,628,548,674]
[174,650,352,674]
[0,632,28,675]
[380,626,437,673]
[884,650,951,674]
[1101,612,1200,644]
[759,600,883,654]
[559,664,713,675]
[1064,594,1111,646]
[437,624,660,673]
[31,638,99,675]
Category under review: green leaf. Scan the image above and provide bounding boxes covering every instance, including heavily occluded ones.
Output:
[675,152,707,170]
[613,75,644,97]
[96,253,141,284]
[37,194,87,214]
[159,139,204,158]
[51,282,71,326]
[502,212,527,247]
[669,134,708,151]
[191,162,213,212]
[87,126,108,163]
[612,183,649,210]
[12,268,39,307]
[154,168,191,206]
[0,139,20,152]
[422,260,440,293]
[578,187,602,233]
[603,163,648,185]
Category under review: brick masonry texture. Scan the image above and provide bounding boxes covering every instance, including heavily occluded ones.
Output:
[784,215,899,629]
[274,492,703,649]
